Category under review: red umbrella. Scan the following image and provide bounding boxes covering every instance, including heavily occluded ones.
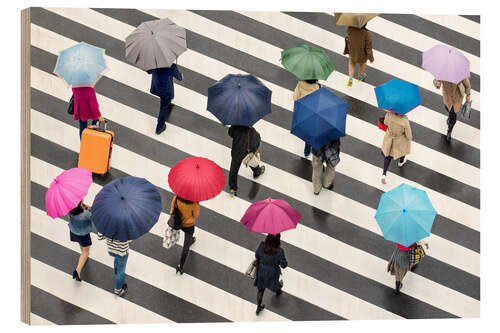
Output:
[168,157,226,202]
[240,198,301,234]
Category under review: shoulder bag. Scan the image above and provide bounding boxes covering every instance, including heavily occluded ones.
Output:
[242,128,261,168]
[245,259,259,279]
[67,95,74,115]
[409,244,426,266]
[167,197,183,230]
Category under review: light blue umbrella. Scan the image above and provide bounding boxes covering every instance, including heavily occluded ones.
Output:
[53,42,107,86]
[374,78,422,115]
[375,183,437,247]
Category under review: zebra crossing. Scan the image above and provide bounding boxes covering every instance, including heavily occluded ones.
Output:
[28,7,480,323]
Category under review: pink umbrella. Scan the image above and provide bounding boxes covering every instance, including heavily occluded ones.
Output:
[240,198,301,234]
[422,44,470,84]
[45,168,93,218]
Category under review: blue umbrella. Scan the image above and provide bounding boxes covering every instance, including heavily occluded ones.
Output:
[91,177,162,241]
[375,183,437,247]
[207,74,272,126]
[291,87,348,150]
[53,42,107,86]
[374,78,422,115]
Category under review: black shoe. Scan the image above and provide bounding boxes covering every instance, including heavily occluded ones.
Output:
[322,183,334,190]
[446,129,452,143]
[191,237,196,245]
[410,264,418,272]
[115,283,128,297]
[256,304,265,315]
[155,124,166,135]
[276,289,282,296]
[314,191,320,195]
[253,165,266,179]
[176,264,184,275]
[393,281,402,295]
[230,189,237,198]
[72,270,81,282]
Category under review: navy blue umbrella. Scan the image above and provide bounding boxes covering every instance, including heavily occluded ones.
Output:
[291,88,348,150]
[207,74,272,126]
[91,177,162,241]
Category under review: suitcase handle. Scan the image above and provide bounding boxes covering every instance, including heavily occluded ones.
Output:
[90,120,108,132]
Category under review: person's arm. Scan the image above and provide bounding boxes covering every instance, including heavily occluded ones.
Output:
[365,31,374,63]
[292,84,300,101]
[97,232,105,241]
[279,250,288,269]
[405,119,413,141]
[228,126,234,138]
[192,203,200,219]
[255,243,262,260]
[463,78,471,101]
[88,88,103,120]
[169,196,177,214]
[172,64,183,81]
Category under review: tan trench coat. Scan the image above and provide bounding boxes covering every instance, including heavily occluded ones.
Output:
[345,27,374,64]
[381,112,412,160]
[293,81,321,101]
[433,78,471,113]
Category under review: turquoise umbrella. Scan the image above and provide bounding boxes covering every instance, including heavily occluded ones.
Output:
[375,183,437,247]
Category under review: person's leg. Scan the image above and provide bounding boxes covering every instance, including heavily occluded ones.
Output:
[347,58,355,86]
[323,165,336,189]
[79,120,87,139]
[76,245,90,276]
[229,157,243,193]
[303,143,311,157]
[114,253,128,291]
[250,164,266,179]
[446,106,457,141]
[156,96,171,133]
[382,156,392,176]
[358,62,367,80]
[256,288,265,314]
[179,230,194,271]
[312,155,323,194]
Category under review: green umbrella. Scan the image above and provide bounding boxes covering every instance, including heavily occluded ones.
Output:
[280,44,335,80]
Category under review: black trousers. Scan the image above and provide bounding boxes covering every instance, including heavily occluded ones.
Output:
[229,156,260,191]
[383,155,405,176]
[179,226,195,269]
[447,105,457,129]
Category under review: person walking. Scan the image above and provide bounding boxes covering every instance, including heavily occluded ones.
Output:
[380,111,412,184]
[344,24,374,87]
[293,79,321,157]
[432,78,471,142]
[311,139,340,195]
[97,232,132,297]
[387,240,429,294]
[147,63,183,135]
[228,125,266,197]
[254,233,288,315]
[68,200,93,282]
[72,86,104,139]
[170,195,200,275]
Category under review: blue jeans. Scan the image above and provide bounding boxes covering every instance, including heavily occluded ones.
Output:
[109,252,128,291]
[304,143,311,157]
[79,119,97,139]
[156,96,172,132]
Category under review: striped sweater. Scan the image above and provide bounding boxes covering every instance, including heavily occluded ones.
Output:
[97,233,131,256]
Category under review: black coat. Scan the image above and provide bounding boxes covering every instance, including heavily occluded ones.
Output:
[147,64,182,99]
[253,242,287,292]
[228,126,261,160]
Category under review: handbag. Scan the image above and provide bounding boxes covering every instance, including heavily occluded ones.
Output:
[409,245,426,266]
[460,100,472,119]
[245,259,259,279]
[167,197,183,230]
[343,36,349,55]
[242,128,261,168]
[163,224,180,249]
[67,95,74,115]
[378,117,387,131]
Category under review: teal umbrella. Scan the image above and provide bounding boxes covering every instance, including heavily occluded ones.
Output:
[375,183,437,247]
[280,44,335,80]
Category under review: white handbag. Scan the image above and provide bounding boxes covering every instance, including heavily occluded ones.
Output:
[163,216,180,249]
[245,259,258,279]
[242,128,261,168]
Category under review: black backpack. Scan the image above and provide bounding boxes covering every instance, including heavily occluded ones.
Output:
[167,197,183,230]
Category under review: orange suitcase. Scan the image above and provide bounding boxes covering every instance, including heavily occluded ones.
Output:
[78,121,114,174]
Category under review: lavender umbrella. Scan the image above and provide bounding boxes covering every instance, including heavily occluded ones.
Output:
[422,44,470,84]
[240,198,301,234]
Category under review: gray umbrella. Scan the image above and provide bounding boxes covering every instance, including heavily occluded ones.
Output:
[125,18,187,71]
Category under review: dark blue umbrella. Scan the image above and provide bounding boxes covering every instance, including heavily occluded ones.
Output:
[91,177,162,241]
[291,88,348,150]
[374,78,422,115]
[207,74,272,126]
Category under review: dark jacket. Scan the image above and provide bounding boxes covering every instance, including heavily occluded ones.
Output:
[228,126,261,160]
[312,139,341,167]
[253,242,287,292]
[147,64,182,99]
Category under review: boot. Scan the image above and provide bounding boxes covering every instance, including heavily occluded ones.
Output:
[393,281,402,295]
[446,118,455,143]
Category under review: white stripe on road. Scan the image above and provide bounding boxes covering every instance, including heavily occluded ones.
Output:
[30,313,55,325]
[415,15,480,41]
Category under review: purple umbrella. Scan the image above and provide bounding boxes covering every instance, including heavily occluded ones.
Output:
[422,44,470,84]
[240,198,301,234]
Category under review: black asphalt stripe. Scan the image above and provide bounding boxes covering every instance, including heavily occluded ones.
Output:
[282,12,480,94]
[94,7,482,164]
[460,15,480,24]
[30,183,341,321]
[379,14,480,57]
[28,17,482,211]
[31,231,229,323]
[30,69,481,299]
[30,137,457,319]
[29,44,480,252]
[31,286,113,325]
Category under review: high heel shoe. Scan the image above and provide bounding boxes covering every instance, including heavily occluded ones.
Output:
[176,264,183,275]
[73,270,81,282]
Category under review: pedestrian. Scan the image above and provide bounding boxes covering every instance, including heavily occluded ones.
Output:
[97,232,132,297]
[254,233,288,315]
[228,125,266,197]
[68,200,93,282]
[380,111,412,184]
[293,79,321,157]
[387,240,429,294]
[311,138,340,195]
[170,195,200,275]
[344,24,374,87]
[72,86,104,139]
[432,78,471,142]
[147,63,183,135]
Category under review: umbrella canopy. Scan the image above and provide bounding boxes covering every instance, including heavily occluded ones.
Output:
[91,177,162,241]
[334,13,379,28]
[281,44,335,80]
[45,168,93,218]
[240,198,301,234]
[168,157,226,202]
[53,42,107,86]
[374,78,422,115]
[375,183,437,247]
[207,74,272,126]
[422,44,470,84]
[125,18,187,71]
[291,87,348,150]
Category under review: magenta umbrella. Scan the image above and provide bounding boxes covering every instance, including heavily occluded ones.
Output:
[240,198,301,234]
[45,168,93,218]
[422,44,470,84]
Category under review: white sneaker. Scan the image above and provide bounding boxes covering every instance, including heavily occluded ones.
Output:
[381,175,387,184]
[398,157,407,168]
